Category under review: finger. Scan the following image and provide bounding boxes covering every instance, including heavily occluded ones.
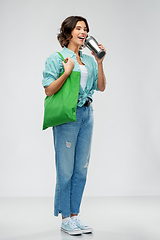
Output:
[98,44,103,47]
[62,61,65,67]
[91,51,96,57]
[98,44,105,50]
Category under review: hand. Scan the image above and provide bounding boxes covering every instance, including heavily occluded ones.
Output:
[91,44,106,64]
[62,57,74,77]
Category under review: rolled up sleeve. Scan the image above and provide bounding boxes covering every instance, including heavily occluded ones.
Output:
[42,53,61,88]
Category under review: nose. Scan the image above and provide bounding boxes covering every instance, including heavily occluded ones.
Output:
[80,29,86,35]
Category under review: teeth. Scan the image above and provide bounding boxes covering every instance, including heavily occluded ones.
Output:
[79,37,84,39]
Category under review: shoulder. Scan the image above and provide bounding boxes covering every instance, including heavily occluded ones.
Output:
[45,52,62,65]
[44,52,64,73]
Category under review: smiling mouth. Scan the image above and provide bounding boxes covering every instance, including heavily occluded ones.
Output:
[78,36,85,40]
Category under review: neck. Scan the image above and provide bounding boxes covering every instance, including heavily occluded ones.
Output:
[67,43,80,56]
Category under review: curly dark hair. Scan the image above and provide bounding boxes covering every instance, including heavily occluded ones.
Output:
[57,16,89,48]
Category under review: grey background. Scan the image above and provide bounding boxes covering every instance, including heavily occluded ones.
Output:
[0,0,160,197]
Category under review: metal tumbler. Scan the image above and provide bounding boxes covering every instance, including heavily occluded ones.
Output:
[84,36,105,59]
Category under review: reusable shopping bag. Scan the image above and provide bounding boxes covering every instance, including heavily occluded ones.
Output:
[42,52,80,130]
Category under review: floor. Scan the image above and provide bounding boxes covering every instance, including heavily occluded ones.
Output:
[0,196,160,240]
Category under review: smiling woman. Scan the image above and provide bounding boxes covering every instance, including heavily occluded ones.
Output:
[68,21,88,48]
[42,15,106,236]
[57,16,89,49]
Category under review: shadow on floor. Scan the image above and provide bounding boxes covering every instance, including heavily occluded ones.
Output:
[4,229,149,240]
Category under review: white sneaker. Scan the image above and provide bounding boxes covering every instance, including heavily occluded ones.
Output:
[71,216,93,234]
[61,218,82,235]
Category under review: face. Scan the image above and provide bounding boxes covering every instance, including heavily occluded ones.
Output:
[70,21,88,47]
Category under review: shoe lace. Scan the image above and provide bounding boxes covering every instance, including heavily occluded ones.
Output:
[74,217,84,227]
[65,219,77,229]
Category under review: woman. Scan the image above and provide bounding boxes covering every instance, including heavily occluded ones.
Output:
[42,16,106,236]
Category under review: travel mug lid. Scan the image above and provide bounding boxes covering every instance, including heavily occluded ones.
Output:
[84,36,98,46]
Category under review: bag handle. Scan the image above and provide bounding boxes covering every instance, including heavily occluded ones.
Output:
[57,52,66,63]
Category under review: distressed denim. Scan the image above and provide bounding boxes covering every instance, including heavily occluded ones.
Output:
[52,105,94,217]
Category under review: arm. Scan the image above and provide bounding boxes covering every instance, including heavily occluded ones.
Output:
[91,44,106,92]
[97,62,106,92]
[45,57,74,97]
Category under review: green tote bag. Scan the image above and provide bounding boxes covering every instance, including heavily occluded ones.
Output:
[42,52,80,130]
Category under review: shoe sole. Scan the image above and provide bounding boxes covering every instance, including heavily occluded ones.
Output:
[61,227,82,235]
[82,228,93,234]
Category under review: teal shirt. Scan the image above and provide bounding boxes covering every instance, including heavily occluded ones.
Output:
[42,47,100,107]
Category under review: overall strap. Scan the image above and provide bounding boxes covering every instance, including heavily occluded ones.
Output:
[57,52,66,63]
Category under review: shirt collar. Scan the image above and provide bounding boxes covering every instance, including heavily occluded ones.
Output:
[62,47,83,58]
[79,50,83,57]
